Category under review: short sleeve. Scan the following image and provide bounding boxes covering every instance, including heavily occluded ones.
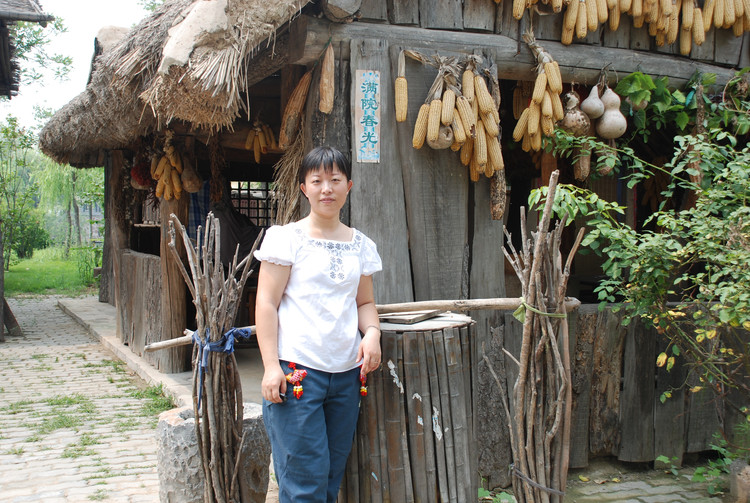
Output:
[253,225,295,266]
[361,235,383,276]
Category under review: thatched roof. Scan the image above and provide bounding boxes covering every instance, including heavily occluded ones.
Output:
[0,0,54,98]
[39,0,308,166]
[0,0,52,23]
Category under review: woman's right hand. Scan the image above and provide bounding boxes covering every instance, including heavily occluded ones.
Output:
[262,365,288,403]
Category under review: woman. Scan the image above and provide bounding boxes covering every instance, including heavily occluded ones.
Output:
[254,146,382,502]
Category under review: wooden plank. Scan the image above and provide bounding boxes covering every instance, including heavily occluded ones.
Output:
[343,427,359,502]
[459,324,474,462]
[653,332,687,467]
[403,331,429,501]
[445,326,474,502]
[739,33,750,68]
[691,27,716,62]
[685,376,721,453]
[463,0,496,31]
[349,38,414,305]
[569,304,596,469]
[424,329,450,502]
[533,12,562,43]
[629,22,651,51]
[359,0,387,20]
[477,322,513,489]
[714,28,745,65]
[295,15,739,87]
[157,196,189,373]
[388,0,419,25]
[359,366,379,502]
[496,0,520,38]
[419,0,462,29]
[588,307,626,456]
[618,319,656,462]
[373,345,388,501]
[433,327,458,502]
[118,251,134,346]
[397,332,415,502]
[108,151,130,326]
[417,331,439,502]
[390,43,470,301]
[2,297,21,337]
[383,330,407,500]
[602,15,631,49]
[469,167,511,488]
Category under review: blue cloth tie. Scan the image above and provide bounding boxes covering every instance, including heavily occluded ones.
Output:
[193,327,255,410]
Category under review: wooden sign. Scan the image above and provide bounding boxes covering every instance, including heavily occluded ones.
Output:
[354,69,380,163]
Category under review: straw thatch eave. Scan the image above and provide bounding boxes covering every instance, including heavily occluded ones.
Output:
[39,0,308,167]
[39,0,193,166]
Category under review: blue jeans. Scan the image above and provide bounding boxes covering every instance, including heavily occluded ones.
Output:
[263,361,361,503]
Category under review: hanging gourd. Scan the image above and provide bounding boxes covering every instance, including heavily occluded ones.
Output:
[596,87,628,139]
[580,84,605,119]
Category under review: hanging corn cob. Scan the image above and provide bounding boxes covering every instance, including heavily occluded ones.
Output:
[514,33,565,152]
[395,50,408,122]
[244,120,276,163]
[470,69,504,178]
[152,132,184,201]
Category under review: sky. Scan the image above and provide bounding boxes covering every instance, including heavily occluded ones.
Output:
[0,0,150,130]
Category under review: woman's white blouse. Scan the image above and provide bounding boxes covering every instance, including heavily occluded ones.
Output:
[254,222,383,373]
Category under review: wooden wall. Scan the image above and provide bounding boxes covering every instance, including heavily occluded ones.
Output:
[118,250,162,363]
[498,304,744,477]
[354,0,748,70]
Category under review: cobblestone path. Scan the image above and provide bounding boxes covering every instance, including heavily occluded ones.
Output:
[0,297,166,503]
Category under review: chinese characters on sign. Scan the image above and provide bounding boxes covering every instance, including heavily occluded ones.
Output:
[355,70,380,163]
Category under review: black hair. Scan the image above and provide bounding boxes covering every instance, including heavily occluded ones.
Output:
[298,146,351,185]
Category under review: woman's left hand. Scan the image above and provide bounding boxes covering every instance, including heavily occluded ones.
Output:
[357,329,381,375]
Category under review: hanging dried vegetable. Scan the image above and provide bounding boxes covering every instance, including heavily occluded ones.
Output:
[513,33,564,153]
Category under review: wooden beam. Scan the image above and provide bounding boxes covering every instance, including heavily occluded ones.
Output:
[291,15,738,86]
[246,31,293,89]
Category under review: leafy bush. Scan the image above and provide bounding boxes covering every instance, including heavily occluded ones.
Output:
[532,69,750,418]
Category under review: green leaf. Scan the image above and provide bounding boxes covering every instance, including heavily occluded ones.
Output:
[675,111,690,131]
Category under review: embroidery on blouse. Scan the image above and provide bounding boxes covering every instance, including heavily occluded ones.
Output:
[294,228,363,281]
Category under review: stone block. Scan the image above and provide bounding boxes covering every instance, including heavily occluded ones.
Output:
[730,459,750,503]
[157,403,270,503]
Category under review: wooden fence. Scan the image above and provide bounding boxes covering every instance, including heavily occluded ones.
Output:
[506,304,745,469]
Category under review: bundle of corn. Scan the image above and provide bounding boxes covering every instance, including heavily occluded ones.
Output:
[514,0,566,19]
[244,120,277,163]
[465,68,505,181]
[512,80,534,120]
[406,51,504,183]
[279,69,313,150]
[705,0,750,35]
[513,33,564,152]
[152,131,184,200]
[167,213,263,503]
[408,50,461,151]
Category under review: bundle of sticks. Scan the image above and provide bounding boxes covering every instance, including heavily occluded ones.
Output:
[168,213,263,503]
[490,171,584,503]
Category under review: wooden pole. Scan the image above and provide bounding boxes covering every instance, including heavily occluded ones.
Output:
[144,298,581,352]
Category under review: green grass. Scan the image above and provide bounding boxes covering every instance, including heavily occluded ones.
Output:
[4,246,97,296]
[130,384,176,418]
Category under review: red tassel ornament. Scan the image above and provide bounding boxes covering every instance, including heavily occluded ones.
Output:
[285,363,308,399]
[359,373,368,396]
